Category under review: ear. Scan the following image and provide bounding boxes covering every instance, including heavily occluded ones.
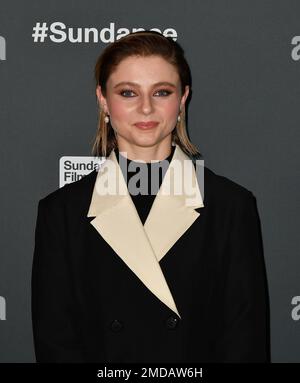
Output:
[180,85,190,109]
[96,85,109,114]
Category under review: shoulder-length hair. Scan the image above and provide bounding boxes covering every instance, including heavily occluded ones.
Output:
[92,30,202,159]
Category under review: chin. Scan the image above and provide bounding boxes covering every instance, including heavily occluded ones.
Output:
[130,135,161,147]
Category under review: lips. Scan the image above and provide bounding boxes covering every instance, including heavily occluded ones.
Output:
[134,121,159,129]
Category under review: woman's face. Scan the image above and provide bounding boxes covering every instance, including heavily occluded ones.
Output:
[96,55,189,150]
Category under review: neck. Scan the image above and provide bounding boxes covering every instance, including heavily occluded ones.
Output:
[116,144,175,165]
[116,138,173,163]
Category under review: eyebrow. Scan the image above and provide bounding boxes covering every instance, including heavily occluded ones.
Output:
[113,81,177,89]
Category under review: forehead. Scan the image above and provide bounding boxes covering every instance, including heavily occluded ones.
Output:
[108,55,180,85]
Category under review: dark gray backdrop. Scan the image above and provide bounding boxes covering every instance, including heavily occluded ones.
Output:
[0,0,299,363]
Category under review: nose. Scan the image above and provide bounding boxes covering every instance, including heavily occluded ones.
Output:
[139,94,154,115]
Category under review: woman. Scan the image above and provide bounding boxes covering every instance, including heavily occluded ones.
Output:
[31,31,270,363]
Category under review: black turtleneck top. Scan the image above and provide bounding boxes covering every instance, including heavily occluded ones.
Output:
[115,145,176,225]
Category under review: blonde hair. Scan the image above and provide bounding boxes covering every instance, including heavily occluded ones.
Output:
[91,30,202,159]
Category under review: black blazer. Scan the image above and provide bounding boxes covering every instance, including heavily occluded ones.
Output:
[31,145,270,363]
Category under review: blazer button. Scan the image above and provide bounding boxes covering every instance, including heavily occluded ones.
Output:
[110,319,123,332]
[165,316,178,329]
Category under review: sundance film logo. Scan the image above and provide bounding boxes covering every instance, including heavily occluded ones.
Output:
[291,296,300,320]
[59,156,104,188]
[0,296,6,320]
[0,36,6,61]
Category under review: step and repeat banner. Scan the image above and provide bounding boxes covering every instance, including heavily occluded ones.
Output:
[0,0,299,363]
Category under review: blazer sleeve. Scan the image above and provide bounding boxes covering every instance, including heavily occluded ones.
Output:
[31,197,85,363]
[214,191,270,363]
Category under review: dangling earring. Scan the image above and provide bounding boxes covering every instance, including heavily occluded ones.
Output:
[100,103,110,123]
[177,106,182,122]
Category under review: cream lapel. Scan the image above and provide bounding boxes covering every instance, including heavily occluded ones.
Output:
[87,144,205,319]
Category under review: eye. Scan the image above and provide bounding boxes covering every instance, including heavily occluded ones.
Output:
[119,89,136,97]
[154,89,173,96]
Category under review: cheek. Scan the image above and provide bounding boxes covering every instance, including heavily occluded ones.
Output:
[109,103,131,121]
[106,95,132,120]
[161,102,180,119]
